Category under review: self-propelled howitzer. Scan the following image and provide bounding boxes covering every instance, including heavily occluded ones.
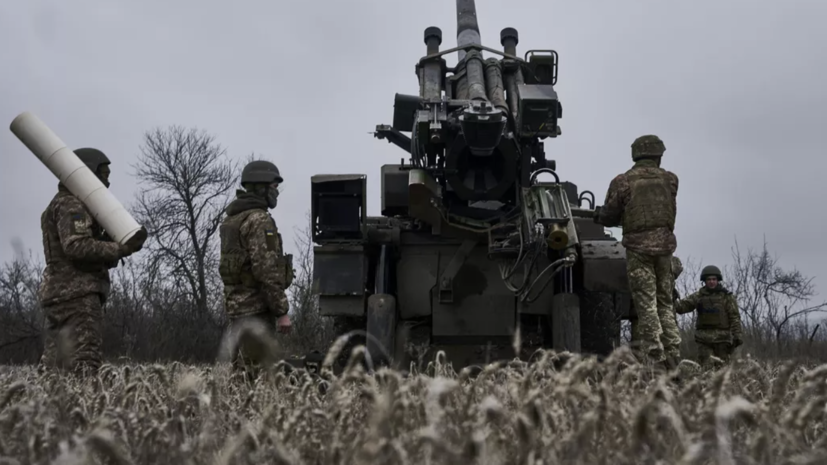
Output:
[309,0,633,370]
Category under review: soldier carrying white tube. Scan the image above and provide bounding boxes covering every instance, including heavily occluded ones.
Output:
[38,148,147,376]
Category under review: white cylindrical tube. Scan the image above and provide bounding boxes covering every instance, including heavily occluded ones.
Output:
[9,111,143,245]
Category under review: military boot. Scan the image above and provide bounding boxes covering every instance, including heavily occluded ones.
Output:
[665,355,685,385]
[645,354,667,377]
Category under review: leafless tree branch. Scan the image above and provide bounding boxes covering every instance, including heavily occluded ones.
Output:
[130,125,239,315]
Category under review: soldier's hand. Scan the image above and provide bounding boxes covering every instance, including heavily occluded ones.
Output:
[672,288,680,301]
[592,206,602,224]
[277,314,292,334]
[120,227,148,257]
[128,227,148,251]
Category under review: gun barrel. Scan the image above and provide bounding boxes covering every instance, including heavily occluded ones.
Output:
[456,0,481,61]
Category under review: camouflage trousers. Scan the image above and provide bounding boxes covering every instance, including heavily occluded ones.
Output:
[629,309,680,358]
[697,342,733,367]
[40,293,104,376]
[225,312,278,382]
[694,329,735,368]
[626,250,681,363]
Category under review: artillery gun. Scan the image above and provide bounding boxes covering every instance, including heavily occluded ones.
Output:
[309,0,633,369]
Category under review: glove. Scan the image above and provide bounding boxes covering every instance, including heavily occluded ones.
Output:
[119,227,148,257]
[276,314,292,334]
[672,287,680,301]
[732,336,743,348]
[593,206,602,224]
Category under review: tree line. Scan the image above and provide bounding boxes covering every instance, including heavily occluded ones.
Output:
[1,125,824,364]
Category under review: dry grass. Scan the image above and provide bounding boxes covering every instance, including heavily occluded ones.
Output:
[1,344,826,465]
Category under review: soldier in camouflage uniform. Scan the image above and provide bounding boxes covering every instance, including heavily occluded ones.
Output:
[219,160,294,379]
[674,265,743,367]
[594,135,681,369]
[39,148,147,376]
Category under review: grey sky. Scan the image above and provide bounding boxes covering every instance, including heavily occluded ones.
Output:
[1,1,826,303]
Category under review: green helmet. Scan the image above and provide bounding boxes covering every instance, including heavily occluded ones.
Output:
[241,160,283,185]
[631,135,665,161]
[700,265,722,282]
[74,148,110,173]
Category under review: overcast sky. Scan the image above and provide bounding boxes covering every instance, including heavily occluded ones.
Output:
[1,0,825,306]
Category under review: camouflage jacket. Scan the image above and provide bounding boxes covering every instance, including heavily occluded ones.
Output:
[39,185,123,306]
[675,284,742,344]
[596,159,678,255]
[219,192,293,319]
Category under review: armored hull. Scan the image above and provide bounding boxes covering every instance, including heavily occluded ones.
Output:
[311,176,633,371]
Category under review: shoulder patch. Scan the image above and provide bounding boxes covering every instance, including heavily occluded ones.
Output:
[264,228,278,251]
[70,213,89,235]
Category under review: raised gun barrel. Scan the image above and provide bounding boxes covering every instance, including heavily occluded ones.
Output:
[456,0,481,61]
[455,0,489,103]
[9,111,146,245]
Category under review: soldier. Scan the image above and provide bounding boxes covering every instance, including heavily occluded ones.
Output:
[674,265,743,367]
[39,148,147,376]
[594,135,681,369]
[219,160,294,380]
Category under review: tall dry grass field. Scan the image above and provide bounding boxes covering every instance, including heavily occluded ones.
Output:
[1,345,826,464]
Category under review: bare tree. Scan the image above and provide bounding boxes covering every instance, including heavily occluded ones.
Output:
[673,255,702,334]
[0,252,44,361]
[675,256,702,299]
[131,126,238,315]
[282,214,334,353]
[727,237,827,350]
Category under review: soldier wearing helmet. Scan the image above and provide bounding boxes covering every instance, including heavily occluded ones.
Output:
[594,135,682,370]
[674,265,743,367]
[39,147,147,376]
[219,159,294,379]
